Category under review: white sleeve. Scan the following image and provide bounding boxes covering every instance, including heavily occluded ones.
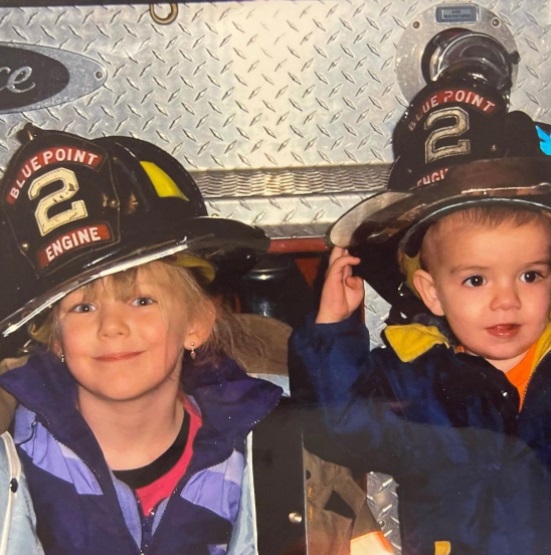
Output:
[0,432,44,555]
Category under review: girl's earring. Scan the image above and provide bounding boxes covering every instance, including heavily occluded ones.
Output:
[189,342,196,360]
[59,353,65,364]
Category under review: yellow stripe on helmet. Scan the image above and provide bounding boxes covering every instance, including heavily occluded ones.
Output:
[140,161,189,201]
[140,162,215,281]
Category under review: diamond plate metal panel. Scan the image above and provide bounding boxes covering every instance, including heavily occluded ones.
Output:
[367,471,401,552]
[0,1,396,172]
[1,1,549,187]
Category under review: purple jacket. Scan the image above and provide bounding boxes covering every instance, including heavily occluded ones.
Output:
[0,351,281,555]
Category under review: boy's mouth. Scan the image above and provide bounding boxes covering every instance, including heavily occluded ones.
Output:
[486,324,520,337]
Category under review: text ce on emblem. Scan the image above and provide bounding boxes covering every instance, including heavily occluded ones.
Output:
[0,43,106,114]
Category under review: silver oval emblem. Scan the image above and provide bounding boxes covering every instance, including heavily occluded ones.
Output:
[0,43,107,114]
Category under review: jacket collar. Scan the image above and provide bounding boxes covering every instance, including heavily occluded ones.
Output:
[0,351,282,451]
[385,321,551,371]
[384,323,450,363]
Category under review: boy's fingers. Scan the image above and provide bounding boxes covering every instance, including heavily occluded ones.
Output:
[328,246,361,266]
[328,246,347,264]
[345,275,364,290]
[329,253,360,274]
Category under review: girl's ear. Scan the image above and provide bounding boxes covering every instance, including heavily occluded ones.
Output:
[183,300,216,349]
[51,338,63,359]
[412,269,445,317]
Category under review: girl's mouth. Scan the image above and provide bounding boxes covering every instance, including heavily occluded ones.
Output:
[95,351,142,362]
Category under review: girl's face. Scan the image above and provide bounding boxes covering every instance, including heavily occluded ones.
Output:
[55,263,206,406]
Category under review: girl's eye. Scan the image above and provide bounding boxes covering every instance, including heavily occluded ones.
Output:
[521,270,542,283]
[463,275,485,287]
[132,296,155,307]
[71,303,95,313]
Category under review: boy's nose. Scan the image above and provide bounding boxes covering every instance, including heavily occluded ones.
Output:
[490,284,521,311]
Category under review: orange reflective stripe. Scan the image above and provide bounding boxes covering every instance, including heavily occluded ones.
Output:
[434,541,452,555]
[506,341,537,407]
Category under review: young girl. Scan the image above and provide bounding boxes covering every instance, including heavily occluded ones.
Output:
[0,125,282,554]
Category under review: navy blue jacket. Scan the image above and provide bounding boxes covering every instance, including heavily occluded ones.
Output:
[0,351,282,555]
[291,315,551,555]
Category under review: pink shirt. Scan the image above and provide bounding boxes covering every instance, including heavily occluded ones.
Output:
[135,396,202,516]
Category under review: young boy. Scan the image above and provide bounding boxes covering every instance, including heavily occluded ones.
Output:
[290,88,551,554]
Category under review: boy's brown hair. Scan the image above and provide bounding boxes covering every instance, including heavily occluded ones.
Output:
[419,205,551,273]
[397,205,551,298]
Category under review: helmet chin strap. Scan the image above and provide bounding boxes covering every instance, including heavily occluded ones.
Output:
[398,250,423,299]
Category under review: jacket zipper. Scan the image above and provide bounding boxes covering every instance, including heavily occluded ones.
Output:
[143,444,241,554]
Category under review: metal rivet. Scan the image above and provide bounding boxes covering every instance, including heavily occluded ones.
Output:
[9,478,18,493]
[288,512,303,524]
[149,3,178,25]
[20,242,29,252]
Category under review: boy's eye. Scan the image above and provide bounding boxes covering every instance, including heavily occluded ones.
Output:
[521,270,542,283]
[132,296,155,307]
[463,275,485,287]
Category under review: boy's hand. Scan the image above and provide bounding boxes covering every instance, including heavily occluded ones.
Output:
[316,247,365,324]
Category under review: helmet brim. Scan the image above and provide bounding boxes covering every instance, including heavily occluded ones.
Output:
[1,216,269,337]
[329,156,551,306]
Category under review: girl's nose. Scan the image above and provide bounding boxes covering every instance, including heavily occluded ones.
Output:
[97,305,130,337]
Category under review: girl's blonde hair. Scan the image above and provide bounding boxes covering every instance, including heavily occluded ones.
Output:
[30,260,259,370]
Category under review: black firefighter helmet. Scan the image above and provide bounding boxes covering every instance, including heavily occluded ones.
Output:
[329,78,551,318]
[0,124,269,337]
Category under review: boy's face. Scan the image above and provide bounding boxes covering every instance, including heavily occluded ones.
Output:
[413,215,551,372]
[54,262,207,406]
